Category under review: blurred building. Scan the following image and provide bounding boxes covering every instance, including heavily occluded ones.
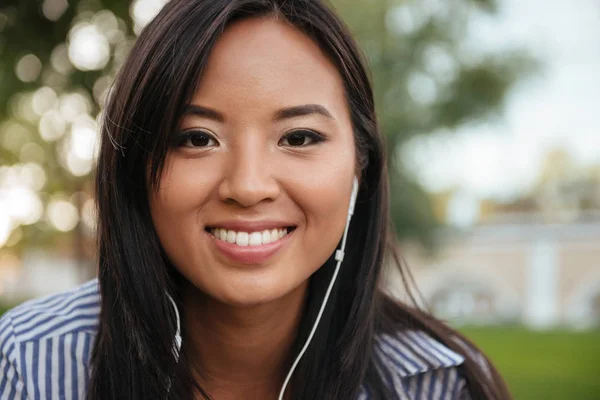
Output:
[392,211,600,330]
[0,249,93,303]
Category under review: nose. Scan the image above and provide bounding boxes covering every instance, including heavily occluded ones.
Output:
[218,138,280,207]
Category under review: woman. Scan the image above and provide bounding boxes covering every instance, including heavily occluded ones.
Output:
[0,0,511,399]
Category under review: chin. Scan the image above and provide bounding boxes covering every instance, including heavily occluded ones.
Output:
[210,275,307,308]
[205,290,275,309]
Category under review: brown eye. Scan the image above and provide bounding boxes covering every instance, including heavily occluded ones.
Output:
[279,130,326,147]
[174,130,218,148]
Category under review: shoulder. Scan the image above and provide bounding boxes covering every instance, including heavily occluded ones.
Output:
[366,329,470,400]
[0,279,100,398]
[1,278,100,343]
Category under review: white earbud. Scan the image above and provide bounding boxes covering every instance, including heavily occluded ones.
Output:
[335,176,358,262]
[167,293,182,360]
[166,293,182,396]
[349,175,359,215]
[279,175,359,399]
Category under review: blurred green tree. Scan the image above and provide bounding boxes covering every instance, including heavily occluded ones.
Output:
[331,0,532,246]
[0,0,531,258]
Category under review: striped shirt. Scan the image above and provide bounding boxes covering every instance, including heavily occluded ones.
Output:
[0,280,470,399]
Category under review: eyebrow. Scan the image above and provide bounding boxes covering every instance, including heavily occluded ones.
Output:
[274,104,335,121]
[183,105,225,122]
[183,103,335,123]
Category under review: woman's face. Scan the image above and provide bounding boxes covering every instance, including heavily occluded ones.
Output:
[150,17,356,306]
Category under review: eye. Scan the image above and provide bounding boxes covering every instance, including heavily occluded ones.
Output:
[174,130,219,148]
[279,129,326,147]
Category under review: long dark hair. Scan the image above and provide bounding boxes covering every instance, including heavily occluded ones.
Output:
[89,0,511,399]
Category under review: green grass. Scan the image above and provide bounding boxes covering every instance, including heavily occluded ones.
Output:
[459,326,600,400]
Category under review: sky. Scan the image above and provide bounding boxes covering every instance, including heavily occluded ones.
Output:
[403,0,600,200]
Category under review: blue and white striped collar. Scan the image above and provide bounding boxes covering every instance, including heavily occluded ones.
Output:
[374,330,465,378]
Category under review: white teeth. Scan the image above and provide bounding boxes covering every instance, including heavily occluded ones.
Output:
[210,227,291,246]
[261,230,272,244]
[236,232,249,246]
[226,230,236,243]
[249,232,262,246]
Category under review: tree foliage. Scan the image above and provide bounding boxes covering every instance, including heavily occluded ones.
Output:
[331,0,531,246]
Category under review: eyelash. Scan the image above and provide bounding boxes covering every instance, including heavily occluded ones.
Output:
[172,129,327,149]
[172,130,217,148]
[279,129,327,147]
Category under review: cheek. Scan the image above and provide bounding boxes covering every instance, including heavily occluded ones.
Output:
[149,159,212,252]
[291,166,355,267]
[152,159,212,212]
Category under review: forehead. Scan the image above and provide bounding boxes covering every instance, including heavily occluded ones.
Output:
[191,17,348,117]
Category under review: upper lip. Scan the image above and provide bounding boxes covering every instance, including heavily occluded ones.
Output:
[205,220,296,232]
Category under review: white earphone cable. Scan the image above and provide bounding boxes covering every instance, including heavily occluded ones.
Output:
[277,177,358,400]
[167,293,182,359]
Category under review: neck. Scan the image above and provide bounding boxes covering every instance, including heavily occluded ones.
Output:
[182,282,308,399]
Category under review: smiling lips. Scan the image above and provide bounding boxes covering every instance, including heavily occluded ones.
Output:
[206,224,296,265]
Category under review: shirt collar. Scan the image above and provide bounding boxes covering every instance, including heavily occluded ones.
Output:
[373,329,465,378]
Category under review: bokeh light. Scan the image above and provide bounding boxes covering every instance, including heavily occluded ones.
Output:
[130,0,168,35]
[81,198,97,232]
[32,87,58,116]
[70,115,97,160]
[407,71,438,105]
[422,44,458,84]
[93,75,112,106]
[92,10,124,45]
[9,93,39,123]
[68,23,110,71]
[4,187,44,226]
[1,121,31,152]
[59,92,91,122]
[50,43,74,74]
[15,54,42,83]
[42,0,69,22]
[63,114,98,176]
[20,163,47,191]
[47,198,79,232]
[39,110,66,141]
[0,211,12,248]
[66,152,93,177]
[385,4,427,36]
